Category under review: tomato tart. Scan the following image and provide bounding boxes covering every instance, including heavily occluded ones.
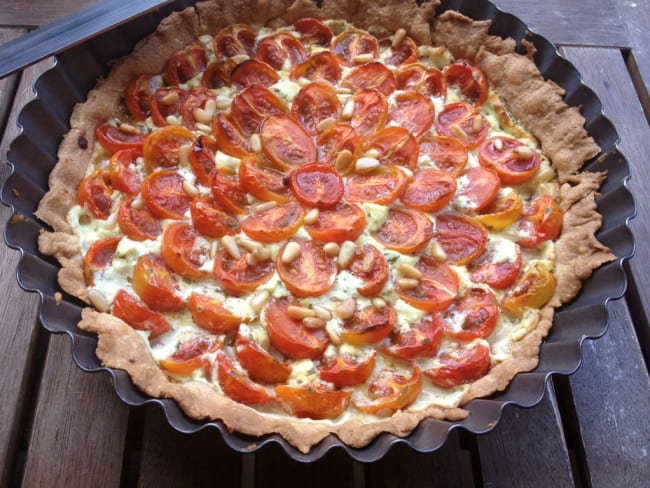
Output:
[36,0,614,452]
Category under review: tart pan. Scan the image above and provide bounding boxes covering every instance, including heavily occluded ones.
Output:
[1,0,635,462]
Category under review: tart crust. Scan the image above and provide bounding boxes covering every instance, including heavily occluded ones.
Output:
[36,0,615,452]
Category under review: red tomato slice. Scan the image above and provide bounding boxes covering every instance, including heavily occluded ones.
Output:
[468,239,522,289]
[346,165,408,205]
[189,135,218,186]
[354,367,422,415]
[190,196,240,238]
[241,201,305,242]
[96,124,145,154]
[275,383,351,419]
[181,87,214,128]
[143,126,194,168]
[212,112,251,158]
[389,91,435,137]
[117,199,162,241]
[216,352,274,406]
[347,89,388,136]
[401,168,457,212]
[161,221,210,280]
[125,74,162,121]
[212,24,257,58]
[108,148,142,195]
[293,18,333,46]
[276,239,337,298]
[213,247,274,296]
[341,62,396,96]
[209,167,249,215]
[142,169,192,219]
[112,289,172,339]
[159,336,222,375]
[235,333,292,384]
[418,134,468,176]
[318,352,376,388]
[316,123,362,171]
[340,305,396,345]
[165,44,207,85]
[77,171,113,219]
[347,243,390,296]
[435,212,488,266]
[479,137,541,185]
[201,58,237,89]
[291,81,341,135]
[188,292,242,334]
[424,341,491,388]
[288,162,344,209]
[435,102,488,149]
[260,114,317,170]
[330,29,379,67]
[150,87,187,127]
[256,32,307,70]
[231,85,287,137]
[230,59,280,89]
[239,154,293,203]
[290,51,342,85]
[266,297,329,359]
[396,256,460,312]
[382,314,444,360]
[132,254,185,312]
[456,166,500,212]
[383,35,419,66]
[365,127,418,170]
[443,287,499,341]
[517,195,563,248]
[444,61,489,107]
[397,63,446,98]
[83,236,121,285]
[373,206,433,254]
[304,202,366,244]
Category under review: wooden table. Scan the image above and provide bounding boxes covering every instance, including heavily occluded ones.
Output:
[1,1,649,486]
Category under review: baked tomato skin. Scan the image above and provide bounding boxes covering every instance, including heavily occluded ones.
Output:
[260,114,317,170]
[213,247,274,296]
[353,366,422,416]
[424,341,491,388]
[132,254,185,313]
[150,86,186,127]
[501,262,556,314]
[234,333,292,384]
[443,61,489,107]
[290,51,341,85]
[77,171,113,219]
[397,63,446,98]
[293,18,333,46]
[291,81,341,135]
[125,74,162,121]
[161,222,210,280]
[288,162,344,209]
[188,292,242,334]
[212,112,251,158]
[516,195,563,248]
[212,24,257,58]
[255,32,307,70]
[340,305,397,345]
[442,287,499,341]
[117,199,162,241]
[475,189,523,230]
[143,125,194,169]
[238,154,293,203]
[215,352,274,406]
[108,148,143,195]
[365,126,419,171]
[190,196,240,238]
[96,123,146,154]
[240,201,305,243]
[373,206,433,254]
[435,102,488,150]
[275,383,352,420]
[276,239,337,298]
[112,289,172,339]
[265,297,329,360]
[456,166,500,212]
[304,202,366,244]
[230,84,287,138]
[468,239,522,290]
[159,336,222,375]
[83,236,121,285]
[388,91,435,138]
[347,89,388,136]
[435,212,488,266]
[209,167,249,215]
[316,123,362,169]
[341,62,397,96]
[418,134,468,176]
[345,165,408,206]
[401,168,457,213]
[318,352,376,388]
[330,29,379,67]
[479,137,541,185]
[383,35,418,66]
[141,169,192,220]
[347,243,389,296]
[165,44,207,85]
[230,59,280,89]
[396,256,460,313]
[382,315,444,361]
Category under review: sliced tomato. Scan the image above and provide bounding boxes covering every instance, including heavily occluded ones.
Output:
[293,18,333,46]
[443,288,499,340]
[213,246,274,296]
[396,256,460,312]
[112,289,172,339]
[354,367,422,416]
[235,333,292,384]
[290,51,341,85]
[108,148,142,195]
[435,213,488,266]
[189,135,218,186]
[384,35,418,66]
[77,171,113,219]
[83,236,121,285]
[340,305,396,345]
[347,243,389,296]
[150,87,187,127]
[401,168,457,213]
[479,137,541,185]
[212,112,251,158]
[425,341,491,388]
[132,254,185,312]
[373,206,433,254]
[266,297,329,359]
[435,102,488,149]
[318,352,376,388]
[288,162,344,209]
[275,383,351,419]
[444,61,488,107]
[260,114,317,169]
[346,165,408,205]
[276,239,337,298]
[418,134,468,176]
[230,59,280,89]
[213,24,257,58]
[142,169,192,219]
[330,29,379,67]
[291,81,341,135]
[341,62,396,96]
[190,196,240,238]
[516,195,563,248]
[216,352,274,406]
[468,239,522,290]
[456,166,500,212]
[304,202,366,244]
[117,199,162,241]
[502,262,556,314]
[96,124,145,154]
[239,154,293,203]
[397,63,446,98]
[316,123,362,171]
[389,91,435,137]
[475,189,523,230]
[365,127,418,170]
[165,44,207,85]
[143,126,194,168]
[256,32,307,70]
[188,292,242,334]
[161,222,210,280]
[159,336,222,375]
[347,89,387,136]
[125,74,162,121]
[382,314,443,360]
[181,86,214,128]
[241,201,305,242]
[201,58,237,89]
[231,85,287,137]
[209,167,249,215]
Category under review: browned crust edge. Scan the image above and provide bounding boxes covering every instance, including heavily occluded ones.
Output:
[36,1,615,453]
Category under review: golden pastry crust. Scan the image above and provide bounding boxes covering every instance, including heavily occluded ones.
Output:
[37,0,614,453]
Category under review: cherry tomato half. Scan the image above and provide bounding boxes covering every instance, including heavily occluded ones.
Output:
[212,112,251,158]
[241,201,305,242]
[260,114,317,170]
[354,367,422,416]
[365,127,418,170]
[213,247,274,296]
[291,81,341,135]
[318,352,376,388]
[468,238,522,290]
[330,29,379,67]
[230,59,280,89]
[190,196,240,238]
[117,199,162,241]
[142,169,192,220]
[456,166,500,212]
[388,91,435,137]
[235,333,292,384]
[444,61,489,107]
[112,289,172,339]
[125,74,162,121]
[347,243,390,296]
[188,292,242,334]
[275,382,351,419]
[108,148,142,195]
[256,32,307,70]
[346,165,408,206]
[209,167,249,215]
[304,202,366,244]
[442,287,499,340]
[382,314,444,360]
[143,125,194,168]
[397,63,446,98]
[401,168,457,213]
[340,305,397,345]
[231,84,287,138]
[213,24,257,58]
[475,189,523,230]
[96,124,146,154]
[341,62,396,96]
[289,162,344,209]
[418,134,468,176]
[435,213,488,266]
[132,254,185,312]
[293,18,333,46]
[159,336,222,375]
[161,221,210,280]
[77,171,113,219]
[501,262,556,314]
[516,195,563,248]
[384,35,418,66]
[83,236,121,286]
[479,137,541,185]
[424,341,491,388]
[189,135,218,186]
[373,206,433,254]
[216,352,274,406]
[347,89,388,136]
[290,51,341,85]
[238,154,293,204]
[316,123,362,170]
[165,44,207,85]
[435,102,488,149]
[396,256,460,313]
[150,87,186,127]
[201,58,237,89]
[276,240,337,298]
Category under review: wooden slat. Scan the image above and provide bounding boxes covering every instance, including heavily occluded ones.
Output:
[613,0,650,104]
[477,385,575,487]
[21,335,129,487]
[0,0,97,27]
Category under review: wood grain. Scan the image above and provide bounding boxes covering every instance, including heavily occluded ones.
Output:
[613,0,650,105]
[0,0,97,27]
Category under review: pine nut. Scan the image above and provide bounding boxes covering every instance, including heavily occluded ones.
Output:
[210,240,219,259]
[372,297,386,310]
[237,236,262,252]
[312,305,333,320]
[246,253,256,267]
[362,252,375,273]
[323,242,340,256]
[471,116,484,133]
[178,144,191,166]
[162,91,180,105]
[103,212,117,230]
[355,157,380,173]
[493,138,504,152]
[363,148,380,159]
[251,200,277,213]
[398,263,422,279]
[250,290,270,313]
[249,133,262,153]
[193,107,213,125]
[288,305,316,319]
[335,150,354,173]
[117,122,139,134]
[325,322,342,345]
[303,317,327,329]
[353,53,374,63]
[204,99,217,118]
[281,58,292,72]
[165,115,182,126]
[199,34,213,45]
[335,298,357,319]
[131,196,145,210]
[182,180,199,197]
[429,240,447,261]
[282,241,301,263]
[336,87,352,94]
[297,77,311,87]
[216,98,231,110]
[303,208,320,225]
[342,99,355,119]
[451,124,468,140]
[231,54,250,64]
[252,247,271,262]
[88,288,110,313]
[316,117,337,132]
[392,28,407,48]
[514,145,534,158]
[338,240,356,269]
[397,278,420,290]
[221,235,241,259]
[195,123,212,134]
